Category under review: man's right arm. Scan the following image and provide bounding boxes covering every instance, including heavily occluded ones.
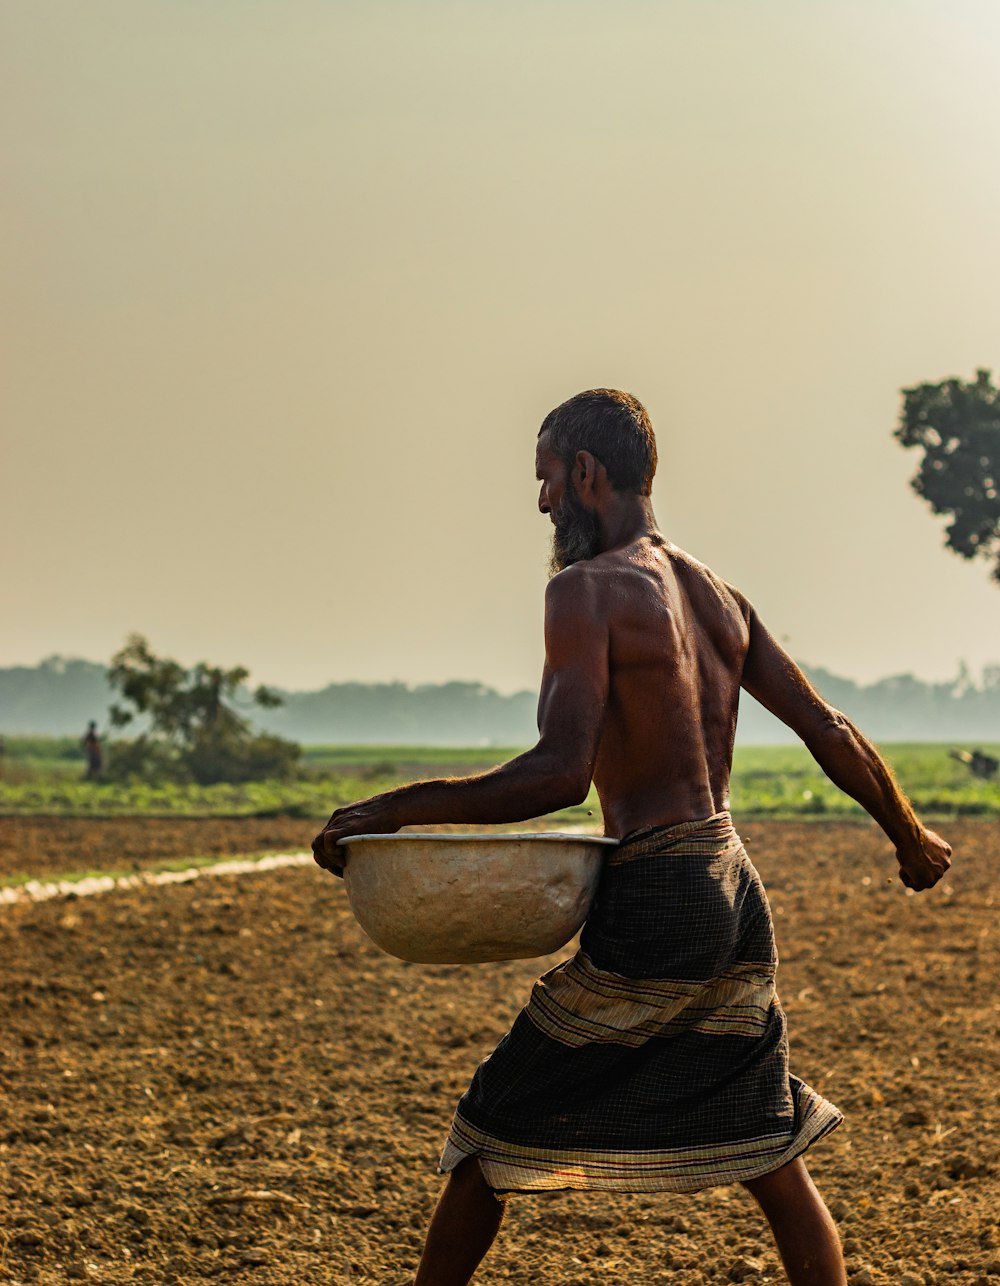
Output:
[734,594,952,890]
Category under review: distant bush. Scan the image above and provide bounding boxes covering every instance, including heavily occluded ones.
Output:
[183,731,301,785]
[104,636,300,785]
[104,736,180,783]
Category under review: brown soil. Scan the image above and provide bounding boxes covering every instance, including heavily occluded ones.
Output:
[0,819,997,1285]
[0,817,319,883]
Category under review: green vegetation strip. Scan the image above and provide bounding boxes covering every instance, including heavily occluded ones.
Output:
[0,742,997,818]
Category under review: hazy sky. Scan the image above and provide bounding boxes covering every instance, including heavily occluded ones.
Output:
[4,1,1000,694]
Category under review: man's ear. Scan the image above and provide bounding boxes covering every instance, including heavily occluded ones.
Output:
[573,450,603,498]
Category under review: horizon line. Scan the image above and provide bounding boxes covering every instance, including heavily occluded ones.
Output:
[2,651,998,697]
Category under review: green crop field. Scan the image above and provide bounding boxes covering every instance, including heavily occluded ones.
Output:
[0,736,997,820]
[729,741,1000,817]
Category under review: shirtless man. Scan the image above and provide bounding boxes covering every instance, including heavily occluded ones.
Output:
[313,389,952,1286]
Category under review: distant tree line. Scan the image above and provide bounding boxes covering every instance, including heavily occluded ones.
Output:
[2,655,1000,745]
[796,663,1000,744]
[265,680,538,746]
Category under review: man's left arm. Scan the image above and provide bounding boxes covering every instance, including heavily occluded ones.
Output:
[312,568,609,873]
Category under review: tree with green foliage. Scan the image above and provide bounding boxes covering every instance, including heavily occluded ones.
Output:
[107,635,300,783]
[895,367,1000,582]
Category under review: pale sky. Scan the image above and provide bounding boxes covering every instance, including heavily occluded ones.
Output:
[4,1,1000,694]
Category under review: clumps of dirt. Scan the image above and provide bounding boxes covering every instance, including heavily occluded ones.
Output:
[0,818,997,1284]
[0,816,319,883]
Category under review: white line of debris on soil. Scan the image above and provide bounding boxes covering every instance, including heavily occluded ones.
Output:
[0,852,315,908]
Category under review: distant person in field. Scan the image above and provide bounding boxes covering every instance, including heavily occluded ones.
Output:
[313,389,952,1286]
[81,720,102,781]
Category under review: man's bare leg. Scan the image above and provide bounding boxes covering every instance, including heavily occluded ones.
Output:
[413,1157,505,1286]
[742,1158,847,1286]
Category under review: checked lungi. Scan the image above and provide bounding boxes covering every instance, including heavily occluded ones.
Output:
[439,812,842,1193]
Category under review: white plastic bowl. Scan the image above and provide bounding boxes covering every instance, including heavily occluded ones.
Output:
[339,831,618,964]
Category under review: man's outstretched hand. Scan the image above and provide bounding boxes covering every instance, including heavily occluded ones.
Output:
[896,827,952,891]
[311,794,401,875]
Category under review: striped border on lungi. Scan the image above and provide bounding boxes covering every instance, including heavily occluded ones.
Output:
[525,951,776,1048]
[440,1080,842,1194]
[607,812,745,866]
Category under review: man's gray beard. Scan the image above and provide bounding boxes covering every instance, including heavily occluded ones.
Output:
[548,492,603,577]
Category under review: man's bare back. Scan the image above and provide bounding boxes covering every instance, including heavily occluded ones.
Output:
[562,536,747,837]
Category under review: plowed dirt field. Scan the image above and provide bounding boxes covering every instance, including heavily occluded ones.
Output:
[1,819,997,1285]
[0,817,318,885]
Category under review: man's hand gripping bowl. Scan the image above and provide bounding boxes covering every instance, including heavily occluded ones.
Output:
[312,793,401,875]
